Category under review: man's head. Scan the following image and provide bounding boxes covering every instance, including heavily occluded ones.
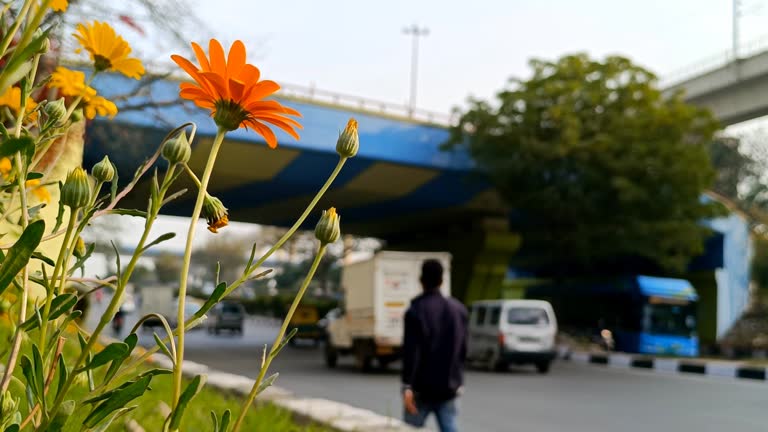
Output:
[420,259,444,292]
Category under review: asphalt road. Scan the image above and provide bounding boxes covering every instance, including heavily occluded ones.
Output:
[85,304,766,432]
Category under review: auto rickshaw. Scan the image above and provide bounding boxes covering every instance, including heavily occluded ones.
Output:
[288,304,321,345]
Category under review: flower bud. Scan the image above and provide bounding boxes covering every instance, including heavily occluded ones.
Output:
[91,155,115,182]
[73,236,86,259]
[336,118,359,158]
[162,132,192,164]
[0,298,11,314]
[44,98,67,125]
[315,207,340,245]
[34,29,50,54]
[1,390,14,418]
[60,167,91,209]
[70,108,84,123]
[202,194,228,233]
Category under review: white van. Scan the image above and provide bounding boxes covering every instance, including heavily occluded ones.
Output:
[467,300,558,373]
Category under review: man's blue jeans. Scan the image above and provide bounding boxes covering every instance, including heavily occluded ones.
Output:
[403,397,458,432]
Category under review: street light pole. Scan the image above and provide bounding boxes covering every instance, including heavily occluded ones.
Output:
[403,24,428,116]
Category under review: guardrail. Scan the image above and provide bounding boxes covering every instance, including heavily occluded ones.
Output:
[661,33,768,88]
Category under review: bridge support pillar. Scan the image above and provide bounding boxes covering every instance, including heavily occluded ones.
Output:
[384,216,520,304]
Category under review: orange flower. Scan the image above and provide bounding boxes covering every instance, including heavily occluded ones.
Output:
[171,39,302,147]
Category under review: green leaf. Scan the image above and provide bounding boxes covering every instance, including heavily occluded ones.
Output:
[26,172,43,180]
[19,356,38,399]
[195,282,226,318]
[87,406,136,432]
[210,411,219,432]
[30,251,54,266]
[83,375,152,427]
[142,232,175,252]
[57,354,68,399]
[106,208,147,218]
[83,342,129,371]
[52,183,65,232]
[0,219,44,296]
[69,242,95,277]
[255,372,278,397]
[111,241,121,282]
[219,409,231,432]
[4,425,20,432]
[20,293,77,331]
[153,332,174,362]
[270,328,297,360]
[31,345,44,400]
[48,399,75,431]
[168,374,207,430]
[103,333,138,385]
[109,161,119,202]
[0,135,34,158]
[0,60,32,96]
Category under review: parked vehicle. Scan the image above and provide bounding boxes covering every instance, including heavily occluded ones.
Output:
[287,304,321,345]
[207,301,246,335]
[467,299,558,373]
[317,307,341,339]
[526,275,699,356]
[325,251,451,371]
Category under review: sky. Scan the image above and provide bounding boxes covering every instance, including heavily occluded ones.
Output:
[83,0,768,251]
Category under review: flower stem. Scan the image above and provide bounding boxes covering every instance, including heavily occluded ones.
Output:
[0,0,33,60]
[171,127,227,414]
[38,210,76,348]
[232,244,327,432]
[0,151,32,395]
[225,157,347,299]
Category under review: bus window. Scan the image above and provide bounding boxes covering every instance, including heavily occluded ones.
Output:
[643,303,696,337]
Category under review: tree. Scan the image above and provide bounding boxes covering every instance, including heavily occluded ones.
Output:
[192,232,252,285]
[448,54,725,274]
[154,252,182,284]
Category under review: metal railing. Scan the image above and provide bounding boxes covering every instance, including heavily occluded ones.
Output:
[661,33,768,88]
[106,59,457,126]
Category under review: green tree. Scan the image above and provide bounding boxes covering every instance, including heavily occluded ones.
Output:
[154,252,183,284]
[448,54,725,273]
[192,232,251,285]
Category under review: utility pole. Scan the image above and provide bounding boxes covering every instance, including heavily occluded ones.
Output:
[733,0,741,60]
[403,24,429,116]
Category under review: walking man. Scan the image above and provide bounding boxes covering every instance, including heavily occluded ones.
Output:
[401,259,468,431]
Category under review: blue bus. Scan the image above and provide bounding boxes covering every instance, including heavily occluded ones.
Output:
[525,275,699,357]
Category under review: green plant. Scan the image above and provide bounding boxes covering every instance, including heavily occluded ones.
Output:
[0,3,358,431]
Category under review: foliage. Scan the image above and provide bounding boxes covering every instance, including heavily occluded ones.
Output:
[192,232,253,285]
[448,53,725,274]
[0,4,357,432]
[154,252,182,284]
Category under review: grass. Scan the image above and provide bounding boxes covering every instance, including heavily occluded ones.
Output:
[0,313,334,432]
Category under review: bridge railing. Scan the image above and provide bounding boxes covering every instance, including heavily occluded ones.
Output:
[661,33,768,87]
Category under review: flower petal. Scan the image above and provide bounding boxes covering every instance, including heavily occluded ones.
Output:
[227,40,247,77]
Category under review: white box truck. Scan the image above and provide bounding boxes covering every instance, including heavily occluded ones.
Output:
[324,251,451,371]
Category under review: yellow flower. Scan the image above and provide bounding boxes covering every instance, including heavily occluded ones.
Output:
[25,179,50,203]
[50,0,68,12]
[73,21,144,79]
[0,87,38,121]
[49,67,96,98]
[0,158,11,177]
[83,95,117,119]
[49,67,118,119]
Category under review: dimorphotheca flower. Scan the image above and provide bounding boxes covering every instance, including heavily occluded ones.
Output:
[171,39,302,147]
[73,21,144,79]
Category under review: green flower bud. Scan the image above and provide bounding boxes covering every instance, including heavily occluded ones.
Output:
[34,29,49,54]
[336,118,359,158]
[60,167,91,209]
[70,108,84,123]
[91,155,115,182]
[73,236,86,259]
[315,207,340,245]
[44,98,67,125]
[1,390,15,418]
[162,132,192,164]
[202,194,228,233]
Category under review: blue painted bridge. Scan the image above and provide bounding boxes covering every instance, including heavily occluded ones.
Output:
[86,72,506,239]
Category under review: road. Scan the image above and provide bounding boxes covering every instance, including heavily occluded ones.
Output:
[183,319,766,432]
[85,304,766,432]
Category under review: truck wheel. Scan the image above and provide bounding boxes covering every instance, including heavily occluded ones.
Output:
[354,348,372,372]
[324,343,338,368]
[536,361,551,374]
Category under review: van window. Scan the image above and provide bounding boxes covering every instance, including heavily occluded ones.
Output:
[475,306,487,326]
[508,307,549,325]
[489,307,501,325]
